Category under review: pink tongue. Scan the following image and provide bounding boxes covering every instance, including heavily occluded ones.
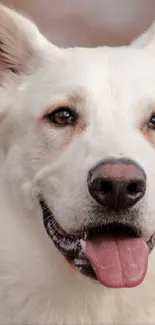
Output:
[85,236,148,288]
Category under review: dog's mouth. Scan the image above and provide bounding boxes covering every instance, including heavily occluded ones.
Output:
[40,200,155,289]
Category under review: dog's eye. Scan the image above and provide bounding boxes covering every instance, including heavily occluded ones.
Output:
[44,107,77,126]
[148,115,155,130]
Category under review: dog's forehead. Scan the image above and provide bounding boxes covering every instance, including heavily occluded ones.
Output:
[26,46,155,118]
[61,46,155,86]
[44,46,155,98]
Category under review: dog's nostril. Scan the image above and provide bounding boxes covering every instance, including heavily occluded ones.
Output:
[127,182,139,196]
[101,181,113,194]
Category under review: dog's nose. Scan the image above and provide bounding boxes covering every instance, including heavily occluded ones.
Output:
[87,158,146,211]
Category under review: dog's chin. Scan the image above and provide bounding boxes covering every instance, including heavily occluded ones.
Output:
[40,200,155,283]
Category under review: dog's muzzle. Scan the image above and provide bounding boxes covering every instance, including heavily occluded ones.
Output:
[40,201,155,288]
[40,158,155,289]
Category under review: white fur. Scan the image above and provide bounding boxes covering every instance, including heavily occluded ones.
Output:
[0,5,155,324]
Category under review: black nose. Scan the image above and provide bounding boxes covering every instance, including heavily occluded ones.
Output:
[87,158,146,211]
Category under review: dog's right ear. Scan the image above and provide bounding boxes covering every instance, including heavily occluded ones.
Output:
[0,5,57,152]
[0,4,49,77]
[131,21,155,48]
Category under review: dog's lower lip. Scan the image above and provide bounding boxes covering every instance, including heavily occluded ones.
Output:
[40,199,155,280]
[40,200,82,258]
[40,199,96,279]
[147,233,155,251]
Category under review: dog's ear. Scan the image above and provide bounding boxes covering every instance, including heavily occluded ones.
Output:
[0,4,48,77]
[0,5,54,153]
[131,21,155,48]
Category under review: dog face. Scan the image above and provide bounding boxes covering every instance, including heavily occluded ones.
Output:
[1,5,155,288]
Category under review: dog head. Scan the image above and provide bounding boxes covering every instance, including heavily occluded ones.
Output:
[1,5,155,288]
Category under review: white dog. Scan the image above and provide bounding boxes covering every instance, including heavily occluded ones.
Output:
[0,5,155,324]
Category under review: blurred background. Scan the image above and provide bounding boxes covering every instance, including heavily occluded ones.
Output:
[2,0,155,47]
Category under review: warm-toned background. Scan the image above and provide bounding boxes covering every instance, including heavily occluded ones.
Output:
[1,0,155,47]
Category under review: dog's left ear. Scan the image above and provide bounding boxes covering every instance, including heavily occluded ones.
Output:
[0,4,50,77]
[131,21,155,48]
